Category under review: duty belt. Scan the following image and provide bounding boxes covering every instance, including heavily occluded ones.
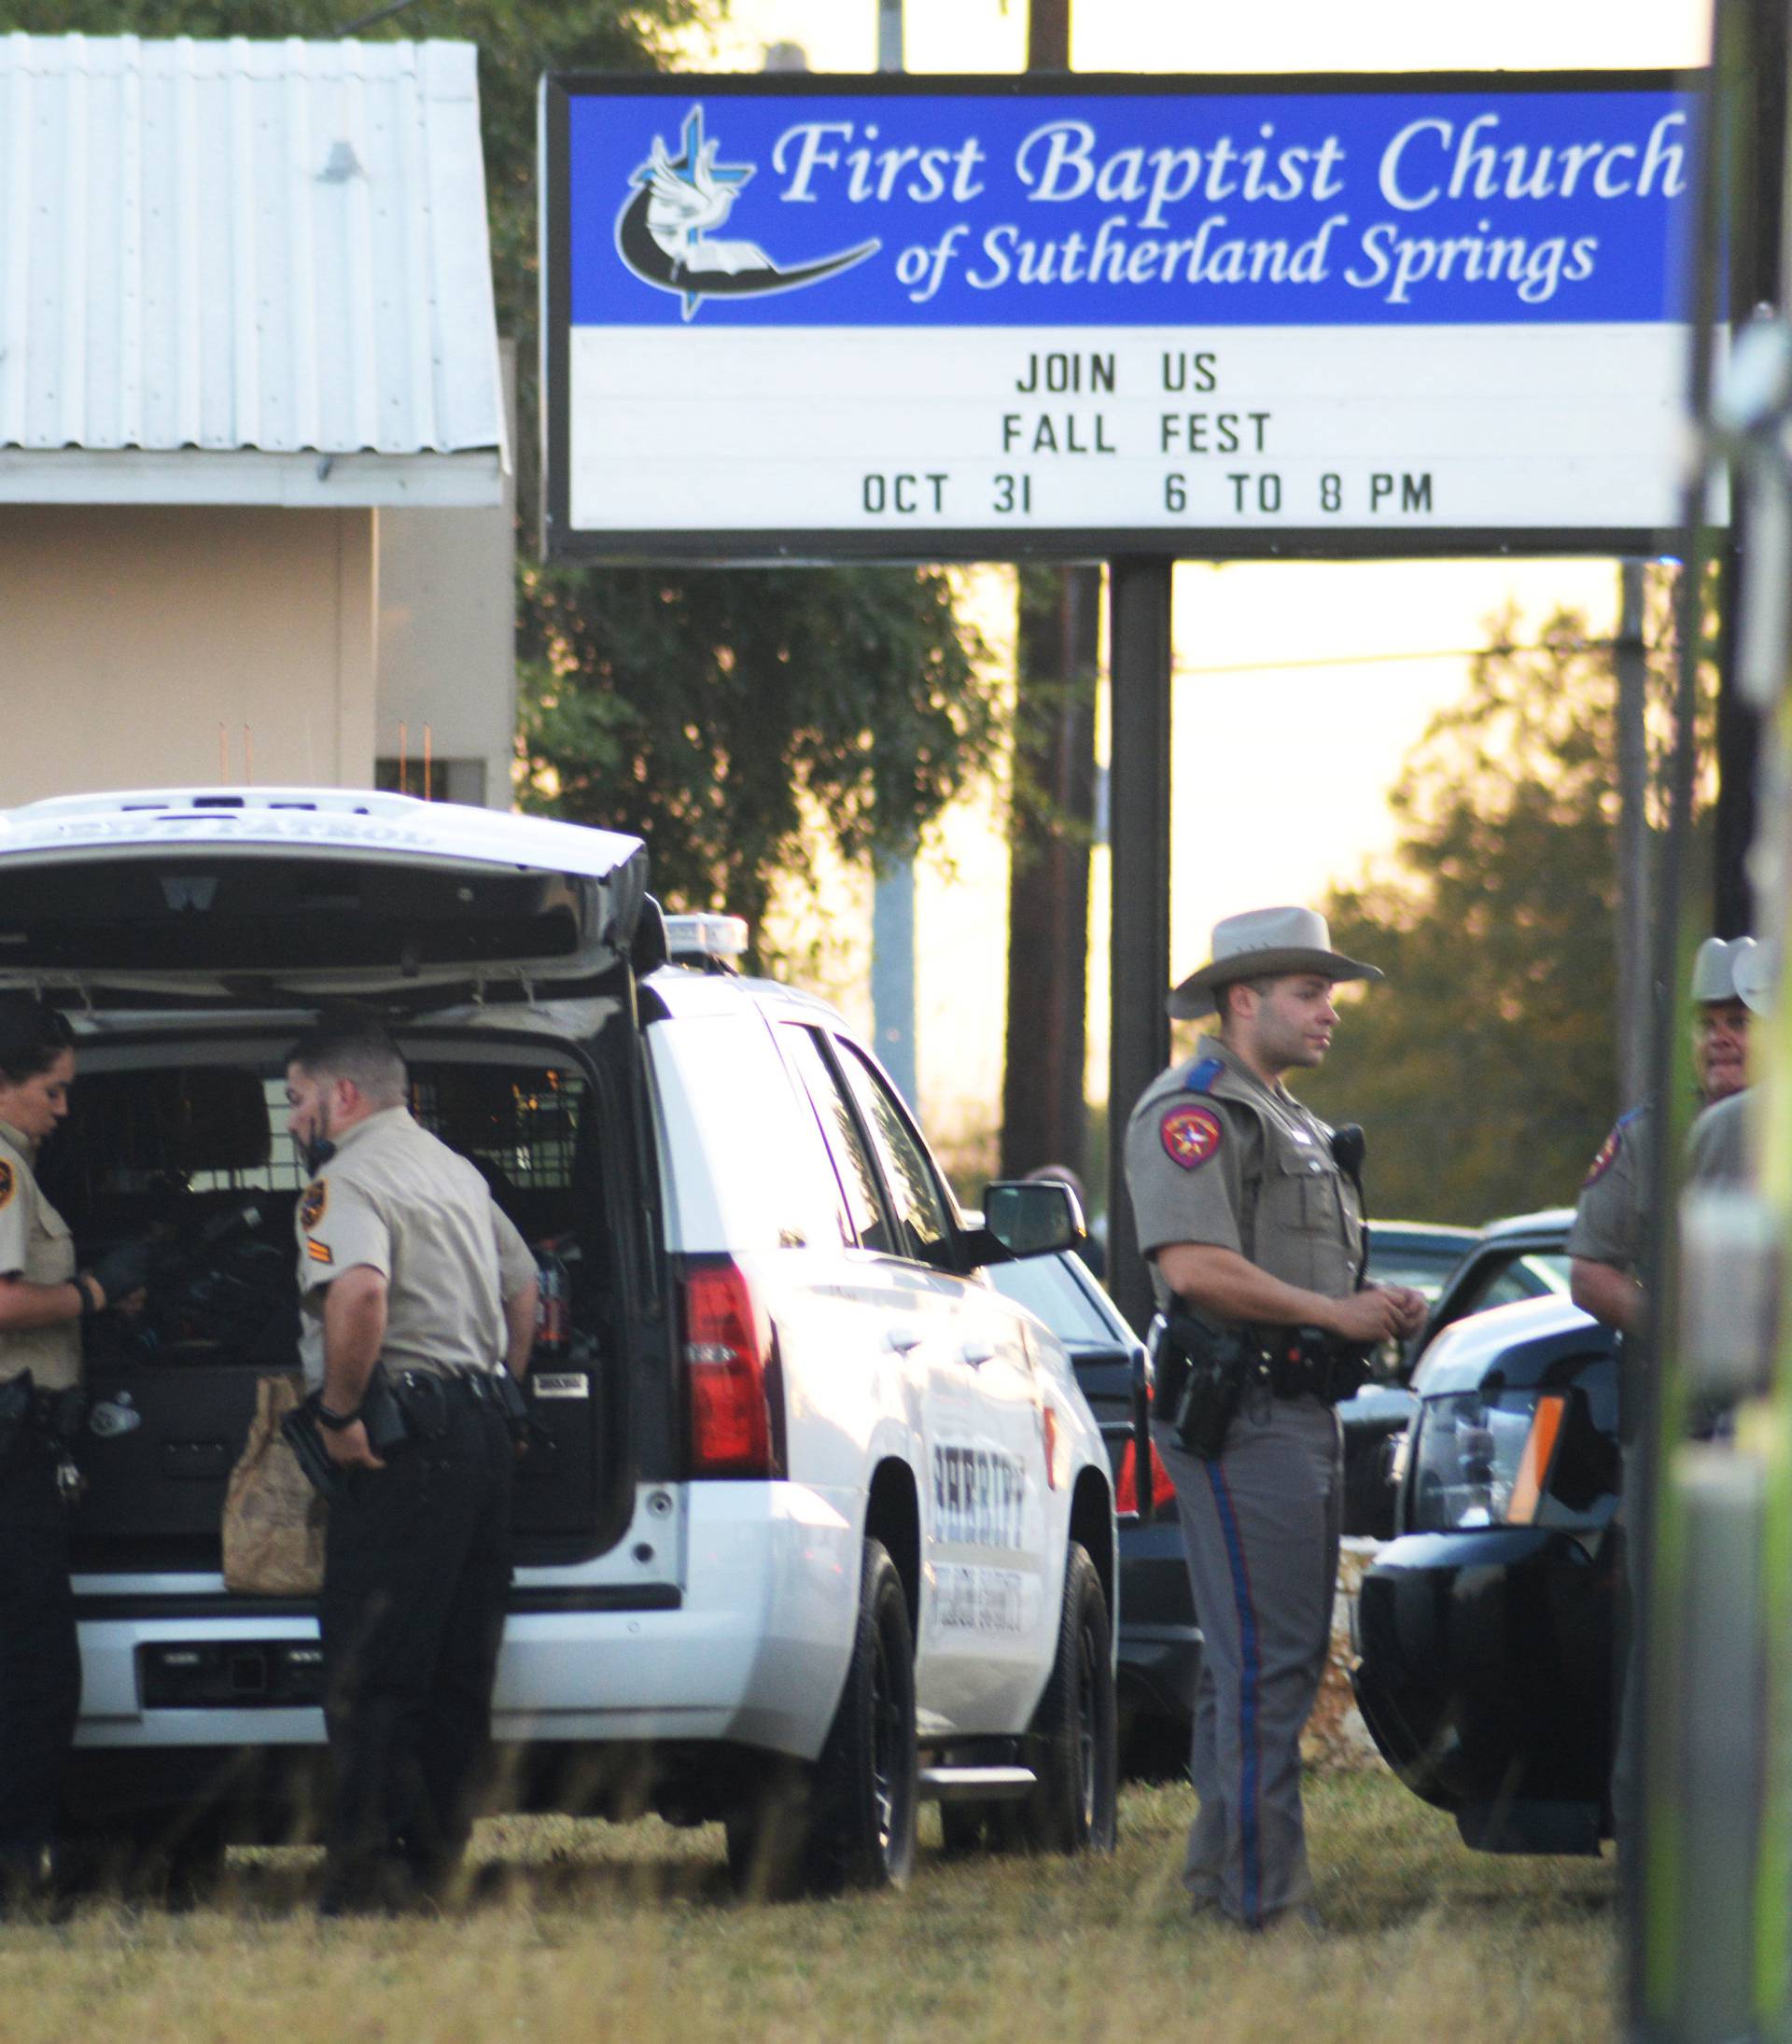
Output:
[1258,1327,1373,1405]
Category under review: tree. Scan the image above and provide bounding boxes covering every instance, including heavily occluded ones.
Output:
[517,561,995,934]
[11,0,1002,932]
[1300,594,1699,1225]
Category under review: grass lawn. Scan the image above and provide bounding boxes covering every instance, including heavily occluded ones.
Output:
[0,1771,1616,2044]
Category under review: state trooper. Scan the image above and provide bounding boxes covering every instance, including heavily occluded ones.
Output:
[1124,907,1424,1932]
[1569,934,1756,1334]
[285,1011,539,1914]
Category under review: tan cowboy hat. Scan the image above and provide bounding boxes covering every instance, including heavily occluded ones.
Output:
[1167,905,1384,1021]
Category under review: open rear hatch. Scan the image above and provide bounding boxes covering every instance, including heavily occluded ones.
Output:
[0,790,664,1584]
[0,787,648,1008]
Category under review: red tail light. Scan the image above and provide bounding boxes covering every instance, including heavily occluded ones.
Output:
[684,1259,777,1477]
[1115,1437,1178,1515]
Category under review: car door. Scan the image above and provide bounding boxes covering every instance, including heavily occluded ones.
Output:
[825,1038,1056,1737]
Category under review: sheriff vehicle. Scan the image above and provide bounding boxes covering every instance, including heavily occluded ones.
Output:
[0,787,1118,1895]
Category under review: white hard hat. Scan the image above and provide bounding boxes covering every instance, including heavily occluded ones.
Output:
[1690,935,1756,1003]
[1734,941,1777,1016]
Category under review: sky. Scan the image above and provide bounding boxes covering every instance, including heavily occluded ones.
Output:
[658,0,1715,1172]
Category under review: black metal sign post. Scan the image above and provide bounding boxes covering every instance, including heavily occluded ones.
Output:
[1105,560,1174,1335]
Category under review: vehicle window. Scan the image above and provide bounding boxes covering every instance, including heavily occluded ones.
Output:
[1365,1249,1468,1303]
[833,1043,954,1266]
[1453,1249,1571,1318]
[985,1254,1117,1346]
[652,1016,856,1252]
[779,1025,887,1250]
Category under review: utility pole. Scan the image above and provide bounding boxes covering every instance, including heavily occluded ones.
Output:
[1000,0,1100,1189]
[1615,559,1651,1112]
[869,0,919,1108]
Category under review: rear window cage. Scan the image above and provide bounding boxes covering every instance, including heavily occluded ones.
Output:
[40,1061,587,1214]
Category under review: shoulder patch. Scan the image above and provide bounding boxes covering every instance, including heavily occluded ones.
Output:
[1584,1126,1624,1186]
[299,1180,328,1232]
[1161,1104,1224,1171]
[1183,1057,1225,1096]
[0,1159,11,1211]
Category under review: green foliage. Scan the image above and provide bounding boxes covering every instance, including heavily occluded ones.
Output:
[517,560,994,934]
[1302,594,1695,1226]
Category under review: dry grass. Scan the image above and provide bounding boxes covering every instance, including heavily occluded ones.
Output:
[0,1773,1616,2044]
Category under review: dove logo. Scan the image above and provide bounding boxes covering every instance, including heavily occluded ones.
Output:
[615,105,880,320]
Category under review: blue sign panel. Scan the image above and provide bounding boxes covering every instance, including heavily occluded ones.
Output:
[568,85,1695,329]
[541,74,1713,561]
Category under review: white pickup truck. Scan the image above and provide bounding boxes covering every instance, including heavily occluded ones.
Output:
[0,786,1119,1895]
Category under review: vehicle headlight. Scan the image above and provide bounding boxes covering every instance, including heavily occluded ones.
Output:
[1407,1389,1567,1531]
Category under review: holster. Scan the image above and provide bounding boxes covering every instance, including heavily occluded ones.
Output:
[1159,1309,1256,1461]
[281,1373,410,1500]
[0,1371,35,1462]
[490,1368,551,1452]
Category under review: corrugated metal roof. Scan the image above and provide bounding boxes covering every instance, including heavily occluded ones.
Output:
[0,34,506,503]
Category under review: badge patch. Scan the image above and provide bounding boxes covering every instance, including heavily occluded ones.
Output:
[1161,1105,1224,1170]
[1583,1127,1623,1185]
[299,1180,328,1231]
[0,1159,11,1211]
[306,1238,334,1266]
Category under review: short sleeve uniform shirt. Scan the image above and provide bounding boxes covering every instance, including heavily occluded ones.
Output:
[1567,1107,1650,1276]
[1124,1034,1362,1319]
[1686,1091,1751,1190]
[294,1106,537,1390]
[0,1117,80,1390]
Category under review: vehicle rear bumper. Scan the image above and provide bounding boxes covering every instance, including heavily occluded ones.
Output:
[73,1480,860,1766]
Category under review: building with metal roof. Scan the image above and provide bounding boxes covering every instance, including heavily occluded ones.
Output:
[0,33,515,812]
[0,32,506,506]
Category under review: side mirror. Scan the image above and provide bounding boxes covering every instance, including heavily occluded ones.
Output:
[976,1180,1085,1262]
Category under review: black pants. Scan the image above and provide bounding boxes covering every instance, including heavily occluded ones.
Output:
[0,1447,80,1892]
[318,1380,513,1900]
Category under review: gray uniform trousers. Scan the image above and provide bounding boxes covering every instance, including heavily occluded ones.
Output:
[1157,1393,1342,1926]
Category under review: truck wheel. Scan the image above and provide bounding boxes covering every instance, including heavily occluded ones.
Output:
[1007,1543,1118,1855]
[805,1537,917,1893]
[723,1538,917,1900]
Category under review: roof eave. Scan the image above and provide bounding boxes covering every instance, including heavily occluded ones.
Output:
[0,447,507,509]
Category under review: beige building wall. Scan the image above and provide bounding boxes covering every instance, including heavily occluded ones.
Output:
[373,341,518,811]
[0,506,377,808]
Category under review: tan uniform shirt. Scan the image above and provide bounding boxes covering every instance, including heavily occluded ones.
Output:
[1566,1107,1649,1276]
[0,1117,81,1390]
[295,1106,538,1391]
[1687,1090,1751,1189]
[1123,1034,1363,1320]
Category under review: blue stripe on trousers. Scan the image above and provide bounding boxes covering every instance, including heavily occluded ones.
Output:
[1206,1459,1263,1925]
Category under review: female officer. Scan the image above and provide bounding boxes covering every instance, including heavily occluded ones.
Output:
[0,997,148,1909]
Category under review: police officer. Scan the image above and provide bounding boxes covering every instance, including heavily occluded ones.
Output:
[1569,935,1755,1334]
[0,998,150,1910]
[1124,907,1424,1932]
[285,1011,539,1914]
[1685,941,1775,1189]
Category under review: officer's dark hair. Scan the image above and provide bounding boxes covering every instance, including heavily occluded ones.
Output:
[1216,975,1280,1026]
[285,1009,408,1109]
[0,996,76,1086]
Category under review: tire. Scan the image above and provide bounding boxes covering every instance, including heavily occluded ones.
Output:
[1008,1543,1118,1855]
[725,1537,917,1900]
[805,1537,917,1893]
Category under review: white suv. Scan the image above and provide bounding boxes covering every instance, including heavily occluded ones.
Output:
[0,787,1118,1895]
